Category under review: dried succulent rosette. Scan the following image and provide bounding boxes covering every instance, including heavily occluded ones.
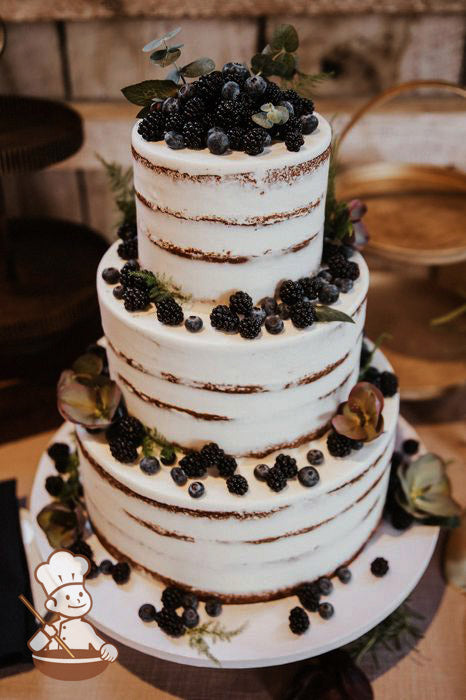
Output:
[57,352,121,429]
[396,453,461,527]
[331,381,384,442]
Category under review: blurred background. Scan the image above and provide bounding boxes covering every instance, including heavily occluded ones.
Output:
[0,1,465,440]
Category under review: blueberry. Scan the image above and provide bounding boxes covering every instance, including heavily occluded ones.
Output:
[300,114,319,135]
[342,245,355,258]
[265,315,284,335]
[171,467,187,486]
[205,599,222,617]
[263,132,272,147]
[178,83,196,101]
[318,602,334,620]
[102,267,120,284]
[298,466,320,487]
[402,439,419,456]
[165,130,185,150]
[254,464,270,482]
[336,567,352,584]
[244,75,267,97]
[318,269,333,282]
[140,456,160,475]
[162,97,180,114]
[277,303,290,320]
[182,592,199,610]
[149,100,163,112]
[185,315,203,333]
[161,447,176,466]
[222,80,240,100]
[189,481,205,499]
[207,130,230,155]
[139,603,156,622]
[182,607,200,628]
[319,284,339,304]
[334,277,353,293]
[306,449,324,466]
[248,307,266,325]
[45,475,64,497]
[99,559,114,575]
[113,284,125,300]
[222,62,250,83]
[351,440,364,450]
[279,100,294,117]
[261,297,277,316]
[207,126,224,137]
[318,577,333,595]
[87,561,100,579]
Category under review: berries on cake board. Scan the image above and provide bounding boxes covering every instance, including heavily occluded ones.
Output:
[254,463,270,482]
[275,453,298,479]
[109,437,138,463]
[239,316,262,339]
[185,315,203,333]
[140,456,160,475]
[297,583,320,612]
[371,557,389,577]
[102,267,120,284]
[156,296,184,326]
[289,606,310,635]
[162,586,184,610]
[318,602,334,620]
[327,431,353,458]
[306,449,324,466]
[336,566,352,584]
[298,466,320,487]
[112,561,131,584]
[289,301,317,329]
[139,603,157,622]
[266,465,287,492]
[216,453,237,477]
[122,286,150,312]
[189,481,205,498]
[205,598,222,617]
[229,290,253,315]
[118,238,138,261]
[265,315,284,335]
[171,466,188,486]
[226,474,249,495]
[155,608,185,637]
[210,304,239,333]
[279,279,304,306]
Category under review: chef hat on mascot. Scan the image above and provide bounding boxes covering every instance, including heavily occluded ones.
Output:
[36,550,90,597]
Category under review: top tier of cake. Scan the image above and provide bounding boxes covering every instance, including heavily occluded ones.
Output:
[132,114,332,303]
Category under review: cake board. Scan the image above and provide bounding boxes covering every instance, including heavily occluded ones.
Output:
[25,416,438,669]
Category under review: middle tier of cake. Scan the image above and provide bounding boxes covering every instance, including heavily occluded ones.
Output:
[98,244,369,457]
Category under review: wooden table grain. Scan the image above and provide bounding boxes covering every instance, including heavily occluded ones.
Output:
[0,410,464,700]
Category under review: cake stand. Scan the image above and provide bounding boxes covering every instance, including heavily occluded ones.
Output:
[24,417,438,669]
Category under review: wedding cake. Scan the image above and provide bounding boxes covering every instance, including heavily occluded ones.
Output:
[73,86,399,601]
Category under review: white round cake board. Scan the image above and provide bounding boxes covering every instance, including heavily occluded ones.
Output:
[27,417,438,669]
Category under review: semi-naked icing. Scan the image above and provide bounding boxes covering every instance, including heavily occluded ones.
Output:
[78,112,400,601]
[132,114,332,302]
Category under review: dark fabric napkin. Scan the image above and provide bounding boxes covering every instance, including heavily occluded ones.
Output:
[0,479,36,667]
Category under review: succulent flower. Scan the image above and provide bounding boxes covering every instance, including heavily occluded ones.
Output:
[57,353,121,429]
[396,453,461,527]
[252,102,290,129]
[348,199,369,250]
[332,382,384,442]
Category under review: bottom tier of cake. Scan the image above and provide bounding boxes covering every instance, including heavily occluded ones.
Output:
[77,349,398,602]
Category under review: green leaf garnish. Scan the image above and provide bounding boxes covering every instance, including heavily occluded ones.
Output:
[72,353,103,378]
[121,79,179,106]
[142,27,182,53]
[150,47,182,67]
[96,155,136,227]
[270,24,299,53]
[142,427,178,458]
[180,57,215,78]
[129,270,191,304]
[315,305,354,324]
[186,622,247,667]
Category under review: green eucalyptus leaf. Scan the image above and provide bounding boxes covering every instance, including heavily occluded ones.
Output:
[180,57,215,78]
[72,353,103,377]
[142,27,181,53]
[268,104,289,124]
[151,47,181,67]
[272,52,296,79]
[315,305,355,323]
[252,112,273,129]
[250,53,275,76]
[270,24,299,53]
[150,48,168,63]
[121,79,178,106]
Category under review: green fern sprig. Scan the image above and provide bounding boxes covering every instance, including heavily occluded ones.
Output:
[186,622,247,667]
[129,270,191,304]
[96,154,136,227]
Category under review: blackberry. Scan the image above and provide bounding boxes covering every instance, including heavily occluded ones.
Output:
[239,317,261,339]
[347,261,360,281]
[189,482,205,498]
[371,557,389,577]
[318,577,333,595]
[118,238,138,261]
[139,603,156,622]
[109,437,138,464]
[117,221,137,241]
[318,284,339,305]
[119,259,140,287]
[183,96,206,121]
[161,586,184,610]
[290,300,317,329]
[115,416,145,447]
[297,583,320,612]
[300,97,314,115]
[227,126,246,151]
[47,441,70,463]
[280,115,302,137]
[281,90,302,116]
[156,297,184,326]
[299,276,323,300]
[217,453,237,478]
[155,608,185,637]
[275,454,298,479]
[138,112,166,141]
[112,561,131,584]
[402,439,419,455]
[379,371,399,397]
[390,503,414,530]
[200,442,224,467]
[226,474,249,495]
[322,240,345,263]
[182,120,206,149]
[210,304,239,333]
[165,112,185,134]
[243,128,265,156]
[336,567,352,584]
[215,100,243,129]
[70,538,93,560]
[327,431,352,458]
[266,465,287,492]
[122,286,150,312]
[306,449,324,466]
[229,290,253,315]
[364,366,381,386]
[196,72,224,102]
[318,602,334,620]
[102,267,120,284]
[205,599,222,617]
[264,80,283,103]
[327,254,350,279]
[289,606,309,635]
[179,451,206,478]
[279,280,304,305]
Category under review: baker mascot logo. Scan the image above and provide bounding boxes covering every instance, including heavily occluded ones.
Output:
[27,549,118,680]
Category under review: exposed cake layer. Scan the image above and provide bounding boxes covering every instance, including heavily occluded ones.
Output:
[98,244,368,457]
[77,348,399,600]
[132,115,331,302]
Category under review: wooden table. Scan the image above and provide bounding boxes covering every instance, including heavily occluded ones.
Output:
[0,406,465,700]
